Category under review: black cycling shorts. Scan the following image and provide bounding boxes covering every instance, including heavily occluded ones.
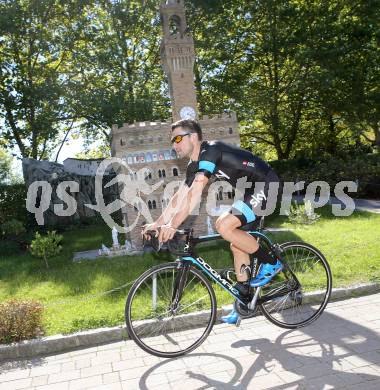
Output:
[229,171,280,227]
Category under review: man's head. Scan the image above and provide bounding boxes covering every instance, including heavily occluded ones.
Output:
[171,119,203,159]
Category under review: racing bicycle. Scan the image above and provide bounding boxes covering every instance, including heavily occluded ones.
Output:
[125,222,332,358]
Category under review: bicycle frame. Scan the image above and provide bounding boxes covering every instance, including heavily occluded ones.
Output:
[172,229,303,310]
[175,230,290,307]
[181,254,245,303]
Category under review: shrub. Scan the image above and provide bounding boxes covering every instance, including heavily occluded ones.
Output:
[271,153,380,198]
[0,184,27,225]
[30,231,63,269]
[288,200,321,225]
[1,219,26,237]
[0,240,20,256]
[0,300,44,344]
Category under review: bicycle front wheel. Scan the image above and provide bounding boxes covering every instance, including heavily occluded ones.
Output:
[125,262,217,358]
[259,242,332,329]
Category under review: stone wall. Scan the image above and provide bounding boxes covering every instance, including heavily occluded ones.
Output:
[22,158,119,227]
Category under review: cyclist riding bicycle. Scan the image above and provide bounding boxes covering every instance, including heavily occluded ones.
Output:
[142,119,282,325]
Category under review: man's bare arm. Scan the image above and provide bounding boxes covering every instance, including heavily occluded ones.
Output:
[158,174,209,242]
[169,174,209,229]
[155,182,189,225]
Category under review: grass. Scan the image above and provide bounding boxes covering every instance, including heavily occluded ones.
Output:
[0,207,379,337]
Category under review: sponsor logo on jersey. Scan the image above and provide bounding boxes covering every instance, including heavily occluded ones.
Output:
[249,190,267,207]
[215,170,230,179]
[243,161,255,168]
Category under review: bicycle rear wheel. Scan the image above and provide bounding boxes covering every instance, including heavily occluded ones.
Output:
[259,242,332,329]
[125,262,217,358]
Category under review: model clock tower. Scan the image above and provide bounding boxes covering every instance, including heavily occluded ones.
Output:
[160,0,198,121]
[111,0,240,250]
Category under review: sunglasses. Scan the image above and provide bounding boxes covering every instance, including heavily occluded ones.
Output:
[170,132,192,144]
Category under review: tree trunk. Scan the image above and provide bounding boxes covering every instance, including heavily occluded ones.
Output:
[193,59,205,114]
[373,122,380,152]
[55,122,74,163]
[327,114,337,155]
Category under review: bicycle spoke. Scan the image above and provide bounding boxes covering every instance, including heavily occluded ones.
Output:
[126,264,216,357]
[177,294,210,314]
[260,243,331,328]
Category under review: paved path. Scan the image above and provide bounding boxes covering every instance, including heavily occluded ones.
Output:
[1,294,380,390]
[290,195,380,214]
[354,198,380,214]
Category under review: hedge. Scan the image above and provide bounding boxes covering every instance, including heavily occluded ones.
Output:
[0,184,27,225]
[270,153,380,198]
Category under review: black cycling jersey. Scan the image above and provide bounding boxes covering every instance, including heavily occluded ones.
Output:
[185,140,274,188]
[184,140,279,226]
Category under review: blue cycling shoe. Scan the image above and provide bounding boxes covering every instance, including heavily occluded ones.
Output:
[250,260,283,288]
[221,309,240,325]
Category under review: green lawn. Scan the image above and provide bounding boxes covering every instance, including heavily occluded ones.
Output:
[0,207,379,337]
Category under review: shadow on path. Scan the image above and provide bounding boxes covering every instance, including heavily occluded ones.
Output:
[140,310,380,389]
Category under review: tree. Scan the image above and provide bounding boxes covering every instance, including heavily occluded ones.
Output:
[0,1,169,160]
[0,0,88,160]
[71,0,170,147]
[30,231,62,269]
[188,0,314,159]
[299,0,380,155]
[0,147,12,183]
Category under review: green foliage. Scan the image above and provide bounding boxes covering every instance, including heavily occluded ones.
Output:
[0,0,87,159]
[62,0,169,149]
[0,147,12,183]
[288,201,321,225]
[271,153,380,198]
[1,0,379,160]
[30,231,63,269]
[1,219,26,237]
[0,300,44,344]
[187,0,380,158]
[0,184,27,225]
[0,0,169,160]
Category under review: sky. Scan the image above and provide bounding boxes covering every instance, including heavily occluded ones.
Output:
[55,135,87,163]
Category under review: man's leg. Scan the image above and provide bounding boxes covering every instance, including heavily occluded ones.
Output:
[217,214,254,324]
[215,212,259,254]
[216,213,282,287]
[230,243,250,282]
